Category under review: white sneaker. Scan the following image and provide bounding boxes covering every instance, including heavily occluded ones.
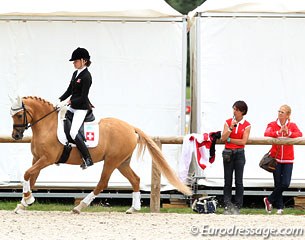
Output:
[276,209,283,215]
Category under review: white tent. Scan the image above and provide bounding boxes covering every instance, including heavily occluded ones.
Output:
[0,0,187,192]
[189,0,305,190]
[0,0,181,17]
[189,0,305,16]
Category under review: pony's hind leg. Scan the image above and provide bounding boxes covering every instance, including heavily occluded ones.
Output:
[72,163,116,214]
[117,160,141,214]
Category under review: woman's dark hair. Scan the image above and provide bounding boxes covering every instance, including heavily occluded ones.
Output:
[233,100,248,115]
[85,59,91,67]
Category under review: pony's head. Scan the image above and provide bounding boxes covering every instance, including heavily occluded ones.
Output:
[10,96,58,140]
[10,96,28,140]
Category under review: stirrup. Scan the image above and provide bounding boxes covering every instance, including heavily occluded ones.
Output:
[80,158,93,170]
[80,162,88,170]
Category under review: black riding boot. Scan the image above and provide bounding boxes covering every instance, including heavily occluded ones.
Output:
[74,133,93,169]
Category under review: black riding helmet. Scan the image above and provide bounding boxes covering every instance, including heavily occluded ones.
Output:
[69,47,90,61]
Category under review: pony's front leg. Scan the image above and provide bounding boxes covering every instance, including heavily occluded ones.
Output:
[14,157,47,214]
[14,180,36,214]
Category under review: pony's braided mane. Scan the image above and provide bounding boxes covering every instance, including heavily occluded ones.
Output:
[23,96,54,107]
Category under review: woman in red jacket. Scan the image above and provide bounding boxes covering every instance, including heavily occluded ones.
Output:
[263,104,302,214]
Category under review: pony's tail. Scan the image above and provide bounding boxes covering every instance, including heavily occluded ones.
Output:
[134,127,192,196]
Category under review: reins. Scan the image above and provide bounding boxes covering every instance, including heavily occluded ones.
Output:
[27,107,58,129]
[13,102,58,130]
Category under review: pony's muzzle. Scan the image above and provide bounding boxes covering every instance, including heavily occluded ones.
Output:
[12,130,24,140]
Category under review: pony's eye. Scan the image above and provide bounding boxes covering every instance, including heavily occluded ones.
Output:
[17,114,23,119]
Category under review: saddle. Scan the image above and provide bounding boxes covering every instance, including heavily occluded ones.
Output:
[63,110,95,144]
[56,108,99,164]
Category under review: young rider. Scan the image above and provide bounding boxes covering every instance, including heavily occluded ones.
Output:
[57,47,94,169]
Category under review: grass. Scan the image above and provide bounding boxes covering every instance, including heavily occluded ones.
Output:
[0,200,194,213]
[1,200,304,215]
[186,86,190,99]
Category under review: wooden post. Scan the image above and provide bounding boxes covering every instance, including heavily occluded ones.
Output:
[150,138,161,213]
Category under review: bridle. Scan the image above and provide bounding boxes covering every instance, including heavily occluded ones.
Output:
[12,102,58,133]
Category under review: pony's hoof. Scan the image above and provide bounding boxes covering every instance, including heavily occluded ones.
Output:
[14,204,26,214]
[126,207,140,214]
[72,208,81,214]
[72,201,87,214]
[21,194,35,207]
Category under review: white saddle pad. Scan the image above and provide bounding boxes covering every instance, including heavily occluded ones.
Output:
[57,108,99,148]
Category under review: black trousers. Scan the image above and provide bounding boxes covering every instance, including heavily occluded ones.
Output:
[223,149,246,209]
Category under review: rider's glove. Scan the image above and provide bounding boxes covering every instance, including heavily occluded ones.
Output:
[55,99,67,110]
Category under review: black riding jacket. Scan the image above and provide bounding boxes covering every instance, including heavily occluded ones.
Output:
[59,68,93,110]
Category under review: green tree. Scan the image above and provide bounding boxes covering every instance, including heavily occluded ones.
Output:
[165,0,206,86]
[165,0,206,15]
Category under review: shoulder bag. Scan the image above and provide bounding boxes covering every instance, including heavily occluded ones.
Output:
[259,146,280,173]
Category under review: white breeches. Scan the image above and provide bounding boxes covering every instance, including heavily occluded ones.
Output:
[68,107,88,140]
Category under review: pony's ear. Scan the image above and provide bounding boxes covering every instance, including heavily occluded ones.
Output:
[16,95,23,106]
[8,94,15,104]
[8,95,22,104]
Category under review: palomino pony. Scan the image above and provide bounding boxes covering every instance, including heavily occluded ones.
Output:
[10,96,191,213]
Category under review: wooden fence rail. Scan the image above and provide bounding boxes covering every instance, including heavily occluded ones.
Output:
[151,136,305,145]
[0,136,31,143]
[2,135,305,212]
[2,135,305,145]
[4,136,305,145]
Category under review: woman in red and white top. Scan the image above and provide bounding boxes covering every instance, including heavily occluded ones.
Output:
[263,104,302,215]
[221,100,251,214]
